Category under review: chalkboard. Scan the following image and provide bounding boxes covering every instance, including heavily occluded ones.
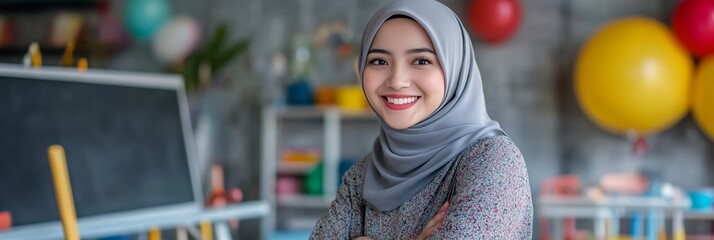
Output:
[0,71,196,227]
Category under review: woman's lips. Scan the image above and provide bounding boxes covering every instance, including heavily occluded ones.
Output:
[382,95,419,110]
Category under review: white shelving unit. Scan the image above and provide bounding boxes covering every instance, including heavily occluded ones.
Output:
[260,105,377,238]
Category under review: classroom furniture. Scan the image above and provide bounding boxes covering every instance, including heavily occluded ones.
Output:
[0,65,269,239]
[0,202,269,239]
[260,105,378,239]
[539,194,690,240]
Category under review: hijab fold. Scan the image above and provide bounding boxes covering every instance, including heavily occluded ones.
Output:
[360,0,505,212]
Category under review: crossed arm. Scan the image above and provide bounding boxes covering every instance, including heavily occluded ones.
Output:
[430,140,533,239]
[310,138,533,239]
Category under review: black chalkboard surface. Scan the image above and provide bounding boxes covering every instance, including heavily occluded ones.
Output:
[0,67,198,228]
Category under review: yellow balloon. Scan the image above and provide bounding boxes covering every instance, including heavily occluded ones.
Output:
[693,56,714,141]
[575,17,693,135]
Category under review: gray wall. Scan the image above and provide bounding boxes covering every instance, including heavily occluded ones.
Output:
[109,0,714,238]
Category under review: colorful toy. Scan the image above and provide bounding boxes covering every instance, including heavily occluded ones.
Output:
[60,40,75,67]
[207,164,227,207]
[77,58,88,72]
[205,164,243,240]
[0,211,10,231]
[25,42,42,68]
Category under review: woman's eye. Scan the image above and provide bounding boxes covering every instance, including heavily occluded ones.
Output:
[369,59,388,65]
[413,59,431,65]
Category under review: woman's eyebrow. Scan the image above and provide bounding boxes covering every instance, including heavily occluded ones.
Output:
[368,48,390,55]
[406,48,435,54]
[368,48,436,55]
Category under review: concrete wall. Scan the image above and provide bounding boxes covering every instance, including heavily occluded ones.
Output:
[110,0,714,238]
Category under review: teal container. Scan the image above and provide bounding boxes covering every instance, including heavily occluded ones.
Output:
[689,190,714,209]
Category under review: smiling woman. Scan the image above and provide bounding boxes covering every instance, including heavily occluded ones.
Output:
[363,16,445,130]
[310,0,533,239]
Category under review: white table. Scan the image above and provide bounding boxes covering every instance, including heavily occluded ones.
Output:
[539,195,689,240]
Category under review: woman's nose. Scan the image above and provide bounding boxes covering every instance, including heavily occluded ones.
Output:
[385,65,411,89]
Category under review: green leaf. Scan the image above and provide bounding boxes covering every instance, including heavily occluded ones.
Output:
[182,53,202,91]
[212,38,250,72]
[206,23,228,62]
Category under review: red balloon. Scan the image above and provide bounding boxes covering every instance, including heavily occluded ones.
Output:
[466,0,522,44]
[672,0,714,57]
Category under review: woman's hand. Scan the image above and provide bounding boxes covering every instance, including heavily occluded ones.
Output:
[353,201,450,240]
[416,201,450,240]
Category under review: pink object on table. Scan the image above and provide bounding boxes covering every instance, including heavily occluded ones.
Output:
[599,172,649,194]
[540,174,581,196]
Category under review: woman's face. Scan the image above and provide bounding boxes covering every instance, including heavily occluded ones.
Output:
[364,18,445,129]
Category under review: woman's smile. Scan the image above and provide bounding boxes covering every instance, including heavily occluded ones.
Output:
[383,95,420,110]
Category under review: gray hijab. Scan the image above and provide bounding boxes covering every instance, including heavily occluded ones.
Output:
[360,0,505,212]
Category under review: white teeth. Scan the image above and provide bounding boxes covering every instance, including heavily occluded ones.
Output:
[386,97,417,105]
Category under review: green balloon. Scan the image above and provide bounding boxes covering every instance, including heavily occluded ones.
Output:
[123,0,171,40]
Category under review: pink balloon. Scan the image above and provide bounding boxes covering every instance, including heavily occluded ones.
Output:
[152,16,200,63]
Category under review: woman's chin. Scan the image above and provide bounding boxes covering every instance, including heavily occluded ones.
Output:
[383,117,417,130]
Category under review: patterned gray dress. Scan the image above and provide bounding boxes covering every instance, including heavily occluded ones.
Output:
[310,135,533,239]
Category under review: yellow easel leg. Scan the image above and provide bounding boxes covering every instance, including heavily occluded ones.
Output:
[48,145,79,240]
[149,227,161,240]
[201,220,213,240]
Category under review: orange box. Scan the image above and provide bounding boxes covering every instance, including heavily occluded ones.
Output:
[314,86,337,106]
[282,148,320,164]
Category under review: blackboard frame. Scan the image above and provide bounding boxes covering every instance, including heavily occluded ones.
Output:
[0,64,204,239]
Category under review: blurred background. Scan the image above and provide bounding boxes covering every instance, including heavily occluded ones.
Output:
[1,0,714,239]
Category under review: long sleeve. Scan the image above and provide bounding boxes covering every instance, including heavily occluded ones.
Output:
[434,137,533,239]
[310,158,367,240]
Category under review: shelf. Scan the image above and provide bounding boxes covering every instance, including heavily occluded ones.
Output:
[277,195,332,209]
[0,201,270,240]
[274,105,376,120]
[278,162,318,175]
[261,104,377,238]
